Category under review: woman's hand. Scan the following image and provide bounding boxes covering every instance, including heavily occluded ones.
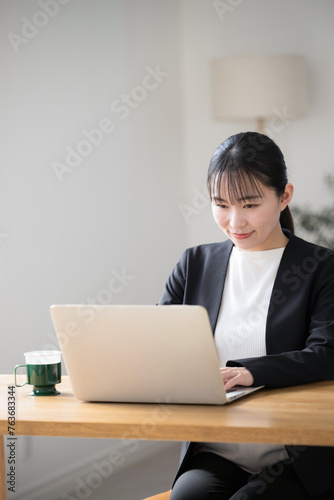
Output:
[220,367,254,391]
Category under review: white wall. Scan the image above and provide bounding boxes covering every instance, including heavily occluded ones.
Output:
[180,0,334,246]
[0,0,186,373]
[1,1,185,498]
[1,0,334,498]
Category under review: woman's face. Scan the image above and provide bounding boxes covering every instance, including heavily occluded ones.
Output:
[211,181,293,251]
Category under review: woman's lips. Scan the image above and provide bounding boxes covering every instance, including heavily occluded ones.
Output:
[232,231,254,239]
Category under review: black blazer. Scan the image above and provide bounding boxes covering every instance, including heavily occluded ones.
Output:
[159,231,334,496]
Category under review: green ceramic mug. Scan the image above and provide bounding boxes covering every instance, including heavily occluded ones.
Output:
[14,351,62,396]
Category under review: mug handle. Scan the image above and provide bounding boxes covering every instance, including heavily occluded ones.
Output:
[14,364,28,387]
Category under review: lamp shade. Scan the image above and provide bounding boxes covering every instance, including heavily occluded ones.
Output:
[211,55,307,121]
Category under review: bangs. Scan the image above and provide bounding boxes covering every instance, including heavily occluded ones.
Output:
[208,166,265,204]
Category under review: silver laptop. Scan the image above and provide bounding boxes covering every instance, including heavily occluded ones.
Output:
[49,304,262,405]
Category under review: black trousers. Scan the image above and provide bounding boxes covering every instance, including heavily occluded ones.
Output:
[170,452,334,500]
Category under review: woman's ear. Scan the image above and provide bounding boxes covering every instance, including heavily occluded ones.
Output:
[280,183,294,210]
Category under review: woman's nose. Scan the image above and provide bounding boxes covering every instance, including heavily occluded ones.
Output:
[229,209,246,229]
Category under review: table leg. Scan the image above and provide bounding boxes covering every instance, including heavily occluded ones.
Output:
[1,435,7,500]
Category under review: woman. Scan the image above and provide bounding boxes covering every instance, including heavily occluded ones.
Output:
[159,132,334,499]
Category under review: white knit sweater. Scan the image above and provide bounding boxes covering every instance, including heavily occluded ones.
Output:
[198,246,289,473]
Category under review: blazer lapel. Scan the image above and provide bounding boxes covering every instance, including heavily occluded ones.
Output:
[266,232,306,354]
[205,240,233,334]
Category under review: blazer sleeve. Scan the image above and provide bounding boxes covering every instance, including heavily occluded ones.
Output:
[158,250,188,305]
[227,252,334,388]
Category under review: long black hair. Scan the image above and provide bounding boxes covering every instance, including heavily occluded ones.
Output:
[207,131,294,233]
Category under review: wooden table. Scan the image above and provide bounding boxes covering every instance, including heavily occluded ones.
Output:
[1,374,334,499]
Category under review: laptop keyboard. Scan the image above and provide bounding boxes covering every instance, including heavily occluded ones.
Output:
[226,385,244,393]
